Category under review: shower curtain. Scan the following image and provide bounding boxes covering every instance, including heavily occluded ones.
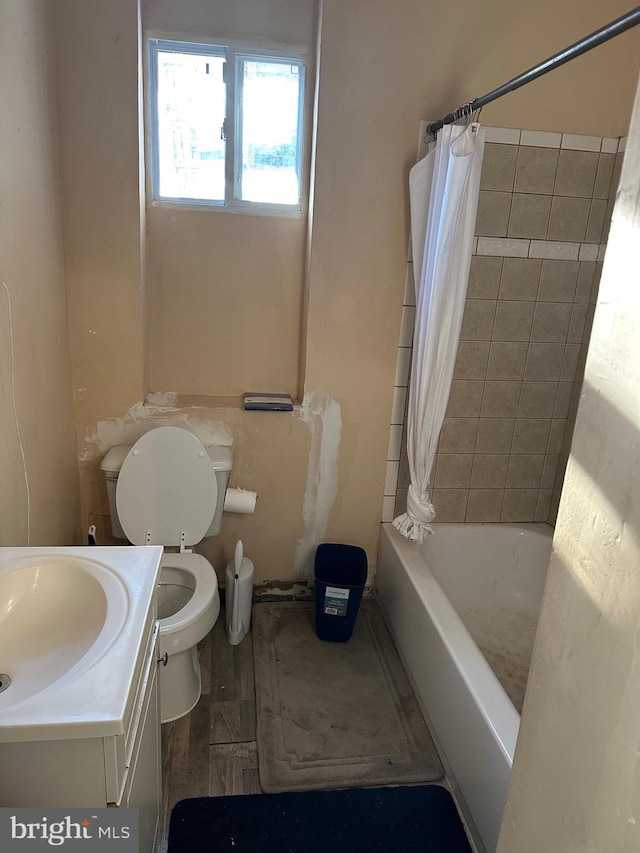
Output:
[393,121,485,544]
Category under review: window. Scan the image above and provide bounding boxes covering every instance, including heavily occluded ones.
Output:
[148,39,306,211]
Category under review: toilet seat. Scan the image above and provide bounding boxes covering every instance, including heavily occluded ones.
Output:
[159,553,218,636]
[116,427,218,548]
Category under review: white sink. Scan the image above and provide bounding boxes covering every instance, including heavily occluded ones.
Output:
[0,546,163,742]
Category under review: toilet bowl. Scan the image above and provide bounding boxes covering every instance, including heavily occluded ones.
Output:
[156,554,220,721]
[101,427,232,723]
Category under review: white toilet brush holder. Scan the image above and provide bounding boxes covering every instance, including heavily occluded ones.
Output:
[226,540,254,646]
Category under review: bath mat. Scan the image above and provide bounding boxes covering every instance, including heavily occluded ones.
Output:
[168,785,472,852]
[252,599,443,792]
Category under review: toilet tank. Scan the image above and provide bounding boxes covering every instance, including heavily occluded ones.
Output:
[101,442,233,541]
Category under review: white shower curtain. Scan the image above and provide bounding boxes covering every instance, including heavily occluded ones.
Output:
[393,122,485,544]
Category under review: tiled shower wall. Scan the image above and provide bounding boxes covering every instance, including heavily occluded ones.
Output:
[383,127,625,526]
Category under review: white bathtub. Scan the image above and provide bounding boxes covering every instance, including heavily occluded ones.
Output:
[375,522,552,853]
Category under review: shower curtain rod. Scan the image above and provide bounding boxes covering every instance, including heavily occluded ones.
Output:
[426,6,640,136]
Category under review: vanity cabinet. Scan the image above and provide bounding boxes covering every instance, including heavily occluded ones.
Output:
[0,621,162,853]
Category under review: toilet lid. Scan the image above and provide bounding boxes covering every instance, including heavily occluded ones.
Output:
[116,427,218,547]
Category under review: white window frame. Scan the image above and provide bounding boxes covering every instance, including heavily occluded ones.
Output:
[148,37,308,216]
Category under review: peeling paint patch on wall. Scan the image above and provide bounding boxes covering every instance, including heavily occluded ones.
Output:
[82,392,233,461]
[294,390,342,577]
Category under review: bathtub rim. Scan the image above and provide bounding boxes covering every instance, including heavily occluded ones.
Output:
[378,521,552,763]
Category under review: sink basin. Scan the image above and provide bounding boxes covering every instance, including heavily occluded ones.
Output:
[0,556,128,707]
[0,546,163,742]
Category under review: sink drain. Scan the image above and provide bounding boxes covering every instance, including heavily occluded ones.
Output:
[0,674,11,693]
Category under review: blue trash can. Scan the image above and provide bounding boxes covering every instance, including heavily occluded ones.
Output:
[314,543,368,642]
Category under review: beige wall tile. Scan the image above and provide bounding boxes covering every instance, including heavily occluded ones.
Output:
[475,191,512,236]
[460,299,497,340]
[432,489,468,522]
[574,262,595,303]
[547,196,590,242]
[481,381,522,417]
[387,423,403,460]
[446,380,485,417]
[480,143,518,192]
[394,489,408,519]
[382,494,397,522]
[547,490,561,525]
[391,385,408,424]
[518,381,558,417]
[547,419,566,453]
[586,198,608,243]
[395,346,412,385]
[493,301,535,341]
[537,260,579,302]
[434,453,473,488]
[512,419,552,454]
[485,128,521,145]
[602,198,614,242]
[398,452,410,488]
[520,130,561,148]
[554,149,598,197]
[528,240,578,261]
[453,340,490,380]
[524,342,565,380]
[561,133,601,152]
[501,489,539,521]
[507,454,544,487]
[486,341,528,379]
[477,236,529,257]
[578,243,599,261]
[591,263,603,304]
[514,146,559,194]
[471,454,509,488]
[561,343,581,381]
[568,304,588,343]
[467,256,502,299]
[475,418,516,453]
[403,263,416,306]
[508,193,552,239]
[438,418,479,453]
[561,417,577,458]
[593,152,615,199]
[576,343,589,380]
[553,383,573,418]
[531,302,572,342]
[499,258,542,301]
[384,460,400,494]
[535,489,553,522]
[542,454,560,488]
[466,489,504,522]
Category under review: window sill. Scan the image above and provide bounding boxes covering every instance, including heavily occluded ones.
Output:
[147,200,307,220]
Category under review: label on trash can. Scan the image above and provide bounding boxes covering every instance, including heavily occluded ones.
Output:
[324,586,349,616]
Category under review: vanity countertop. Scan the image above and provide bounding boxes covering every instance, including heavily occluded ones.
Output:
[0,545,163,743]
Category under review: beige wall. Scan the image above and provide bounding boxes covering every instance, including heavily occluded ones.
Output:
[498,72,640,853]
[55,0,640,581]
[147,209,307,397]
[144,0,316,398]
[54,0,148,532]
[0,0,78,546]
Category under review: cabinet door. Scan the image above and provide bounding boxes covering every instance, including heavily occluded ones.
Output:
[123,632,161,853]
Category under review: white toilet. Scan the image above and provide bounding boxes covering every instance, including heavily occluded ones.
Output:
[101,426,232,723]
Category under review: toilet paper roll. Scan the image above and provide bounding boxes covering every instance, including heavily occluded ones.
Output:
[224,487,258,514]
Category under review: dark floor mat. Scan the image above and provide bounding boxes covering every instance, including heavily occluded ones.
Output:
[168,785,472,852]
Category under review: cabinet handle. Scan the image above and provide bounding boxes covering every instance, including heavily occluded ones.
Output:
[158,652,168,667]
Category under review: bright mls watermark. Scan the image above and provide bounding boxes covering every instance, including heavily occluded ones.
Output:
[0,809,138,851]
